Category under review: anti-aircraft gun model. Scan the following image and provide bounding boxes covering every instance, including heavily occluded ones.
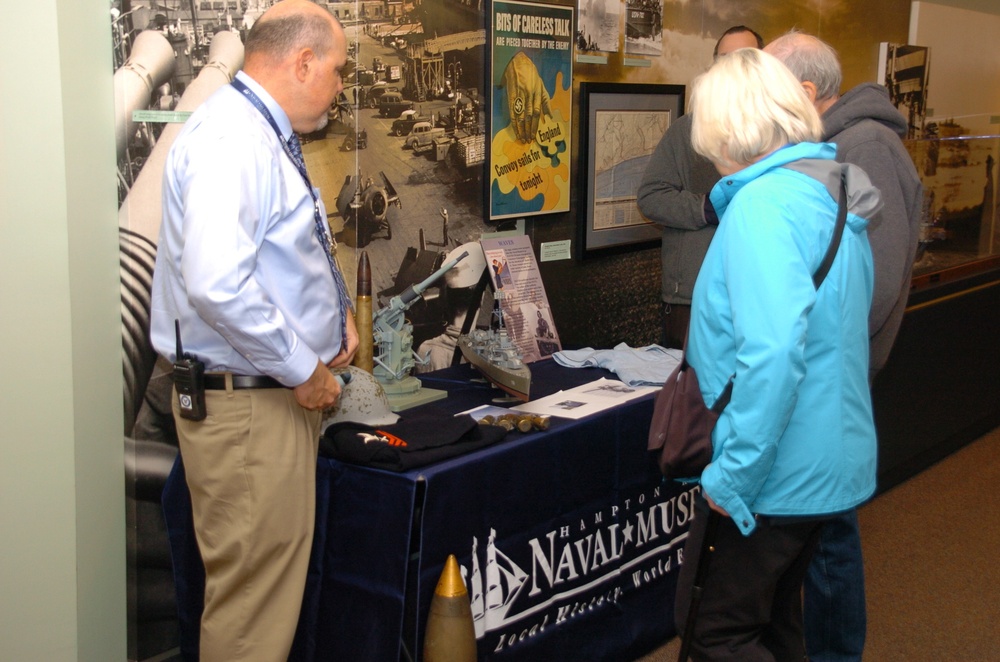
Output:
[373,250,468,408]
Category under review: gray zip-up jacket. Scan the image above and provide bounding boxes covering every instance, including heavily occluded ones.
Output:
[822,83,923,378]
[636,113,719,306]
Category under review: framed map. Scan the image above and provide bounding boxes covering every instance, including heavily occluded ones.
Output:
[577,82,685,258]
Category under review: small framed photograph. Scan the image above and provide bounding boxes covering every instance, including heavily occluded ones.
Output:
[577,82,685,258]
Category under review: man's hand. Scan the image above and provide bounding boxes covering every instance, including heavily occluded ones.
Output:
[293,360,343,411]
[327,309,359,369]
[500,52,552,143]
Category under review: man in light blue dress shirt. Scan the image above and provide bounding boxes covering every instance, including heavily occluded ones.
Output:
[150,1,357,658]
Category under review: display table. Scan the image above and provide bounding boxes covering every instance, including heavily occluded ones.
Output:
[163,361,696,661]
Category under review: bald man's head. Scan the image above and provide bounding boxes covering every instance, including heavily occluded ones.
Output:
[764,31,842,109]
[243,0,347,133]
[245,0,342,69]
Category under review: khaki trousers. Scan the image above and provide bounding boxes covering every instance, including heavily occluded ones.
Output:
[173,382,322,661]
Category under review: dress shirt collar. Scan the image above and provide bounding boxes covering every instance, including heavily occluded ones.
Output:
[234,70,294,142]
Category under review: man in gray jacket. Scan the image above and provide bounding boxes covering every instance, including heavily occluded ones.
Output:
[766,31,924,662]
[636,26,763,348]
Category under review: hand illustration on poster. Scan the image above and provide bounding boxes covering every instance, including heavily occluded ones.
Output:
[490,0,574,219]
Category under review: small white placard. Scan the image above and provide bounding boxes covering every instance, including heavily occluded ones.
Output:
[539,240,571,262]
[131,110,193,123]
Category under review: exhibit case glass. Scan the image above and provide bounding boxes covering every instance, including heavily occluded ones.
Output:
[905,132,1000,287]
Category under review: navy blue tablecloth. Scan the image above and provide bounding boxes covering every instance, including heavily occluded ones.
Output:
[163,361,696,661]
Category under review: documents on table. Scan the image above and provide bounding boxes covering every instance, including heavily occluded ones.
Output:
[510,377,658,420]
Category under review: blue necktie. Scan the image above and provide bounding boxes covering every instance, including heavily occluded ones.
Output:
[287,133,352,352]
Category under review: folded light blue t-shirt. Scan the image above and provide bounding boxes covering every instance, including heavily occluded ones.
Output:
[553,343,682,386]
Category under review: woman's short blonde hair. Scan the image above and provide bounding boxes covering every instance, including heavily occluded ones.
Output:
[690,48,823,170]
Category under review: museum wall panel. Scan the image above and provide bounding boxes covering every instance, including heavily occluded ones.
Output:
[112,0,935,658]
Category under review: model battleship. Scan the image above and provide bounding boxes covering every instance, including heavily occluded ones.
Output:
[458,292,531,401]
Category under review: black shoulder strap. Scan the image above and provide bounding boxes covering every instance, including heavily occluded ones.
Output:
[685,170,848,410]
[812,172,848,289]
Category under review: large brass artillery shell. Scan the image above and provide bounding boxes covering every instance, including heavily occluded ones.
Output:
[353,251,374,373]
[423,554,477,662]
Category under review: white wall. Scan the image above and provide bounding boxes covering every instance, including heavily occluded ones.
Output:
[911,1,1000,131]
[0,0,126,659]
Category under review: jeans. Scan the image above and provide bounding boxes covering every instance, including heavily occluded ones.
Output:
[803,509,866,662]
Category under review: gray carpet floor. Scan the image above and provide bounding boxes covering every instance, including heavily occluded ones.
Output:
[637,425,1000,661]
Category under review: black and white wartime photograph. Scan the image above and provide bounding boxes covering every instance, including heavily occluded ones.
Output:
[576,0,620,54]
[114,0,493,657]
[624,0,662,56]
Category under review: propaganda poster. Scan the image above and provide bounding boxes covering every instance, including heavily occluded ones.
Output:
[490,0,573,219]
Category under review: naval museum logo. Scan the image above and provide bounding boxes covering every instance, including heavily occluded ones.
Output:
[460,484,700,652]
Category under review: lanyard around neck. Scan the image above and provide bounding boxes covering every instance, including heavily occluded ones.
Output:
[230,78,314,192]
[229,79,355,344]
[230,78,354,323]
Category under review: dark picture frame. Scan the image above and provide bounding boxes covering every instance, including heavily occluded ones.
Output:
[577,82,685,258]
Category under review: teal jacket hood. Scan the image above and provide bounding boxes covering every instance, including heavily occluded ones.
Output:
[709,142,883,236]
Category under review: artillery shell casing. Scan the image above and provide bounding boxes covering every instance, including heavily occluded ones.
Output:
[353,295,373,372]
[531,415,551,430]
[352,251,374,373]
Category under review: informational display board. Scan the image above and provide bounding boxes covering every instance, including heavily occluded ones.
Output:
[481,234,562,361]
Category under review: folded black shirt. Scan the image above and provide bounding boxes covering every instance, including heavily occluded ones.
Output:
[320,407,507,471]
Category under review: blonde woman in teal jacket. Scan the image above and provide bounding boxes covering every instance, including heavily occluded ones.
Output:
[673,48,883,661]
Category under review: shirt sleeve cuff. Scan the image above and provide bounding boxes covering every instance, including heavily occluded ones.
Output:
[701,463,757,535]
[276,343,321,388]
[703,195,719,226]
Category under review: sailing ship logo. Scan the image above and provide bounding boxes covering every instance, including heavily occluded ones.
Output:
[465,529,528,637]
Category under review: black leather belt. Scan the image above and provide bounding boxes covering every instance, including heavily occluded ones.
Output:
[204,374,285,390]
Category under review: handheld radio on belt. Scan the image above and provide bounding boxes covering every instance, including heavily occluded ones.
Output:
[173,319,207,421]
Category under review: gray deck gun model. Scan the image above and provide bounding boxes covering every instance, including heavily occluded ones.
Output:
[373,250,468,388]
